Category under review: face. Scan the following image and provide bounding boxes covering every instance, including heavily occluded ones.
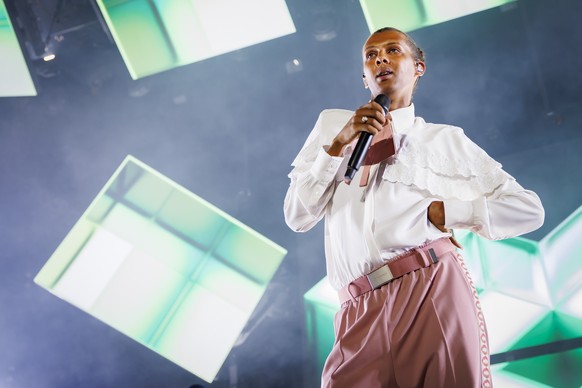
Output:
[362,30,425,108]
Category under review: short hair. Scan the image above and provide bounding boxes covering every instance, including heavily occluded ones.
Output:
[372,27,425,64]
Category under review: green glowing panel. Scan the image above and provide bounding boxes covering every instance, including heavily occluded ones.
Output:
[499,347,582,387]
[478,290,550,353]
[0,0,36,97]
[359,0,516,33]
[304,278,340,371]
[35,155,287,383]
[509,311,582,350]
[303,204,582,383]
[481,238,549,306]
[540,205,582,308]
[491,364,553,388]
[96,0,296,79]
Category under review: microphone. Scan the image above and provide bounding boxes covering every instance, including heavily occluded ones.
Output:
[345,94,391,182]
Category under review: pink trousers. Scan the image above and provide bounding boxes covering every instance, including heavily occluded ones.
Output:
[321,250,491,388]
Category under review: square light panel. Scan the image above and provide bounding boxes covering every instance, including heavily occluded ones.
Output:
[360,0,517,33]
[35,155,287,382]
[95,0,296,79]
[0,0,36,96]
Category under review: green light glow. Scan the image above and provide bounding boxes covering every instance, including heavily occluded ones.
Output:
[359,0,517,33]
[490,364,553,388]
[501,346,582,387]
[0,0,37,97]
[304,278,339,369]
[35,155,287,383]
[95,0,296,79]
[304,204,582,385]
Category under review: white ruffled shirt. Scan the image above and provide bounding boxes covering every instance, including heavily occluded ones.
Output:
[284,104,544,290]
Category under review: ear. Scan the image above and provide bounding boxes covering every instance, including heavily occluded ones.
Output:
[362,74,369,89]
[415,61,426,76]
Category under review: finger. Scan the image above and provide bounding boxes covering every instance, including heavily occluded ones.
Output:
[356,123,380,136]
[370,101,390,115]
[350,110,377,127]
[355,112,385,129]
[359,102,385,114]
[353,118,383,135]
[355,113,371,126]
[357,107,387,125]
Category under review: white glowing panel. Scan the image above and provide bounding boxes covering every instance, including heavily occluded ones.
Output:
[194,0,295,54]
[96,0,296,79]
[360,0,516,33]
[35,155,287,382]
[54,229,132,310]
[0,0,37,96]
[155,285,248,382]
[479,291,550,353]
[557,285,582,318]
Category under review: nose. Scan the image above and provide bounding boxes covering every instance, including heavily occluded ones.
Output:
[376,53,389,65]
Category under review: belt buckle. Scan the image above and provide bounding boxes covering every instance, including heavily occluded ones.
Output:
[415,247,439,265]
[428,248,439,263]
[366,265,394,289]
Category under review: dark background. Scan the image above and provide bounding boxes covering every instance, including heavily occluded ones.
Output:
[1,0,581,386]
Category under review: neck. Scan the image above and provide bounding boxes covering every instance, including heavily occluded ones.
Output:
[387,94,412,111]
[374,88,413,111]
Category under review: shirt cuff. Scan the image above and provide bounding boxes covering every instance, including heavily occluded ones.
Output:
[310,147,344,183]
[444,199,474,229]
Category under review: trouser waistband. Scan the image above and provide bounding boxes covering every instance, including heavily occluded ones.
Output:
[338,238,457,304]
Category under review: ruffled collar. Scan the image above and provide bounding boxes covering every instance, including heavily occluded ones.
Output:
[382,115,512,201]
[290,107,511,202]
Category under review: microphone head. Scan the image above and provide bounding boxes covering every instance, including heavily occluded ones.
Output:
[373,94,390,114]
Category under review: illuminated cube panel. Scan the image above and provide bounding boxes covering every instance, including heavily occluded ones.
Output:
[304,278,338,370]
[0,0,36,96]
[95,0,296,79]
[496,346,582,387]
[35,155,287,383]
[490,364,553,388]
[304,204,582,385]
[359,0,516,33]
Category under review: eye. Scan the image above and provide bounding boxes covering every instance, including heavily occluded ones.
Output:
[366,51,377,60]
[388,47,400,54]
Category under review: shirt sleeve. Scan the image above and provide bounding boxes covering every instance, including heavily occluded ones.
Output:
[284,110,353,232]
[444,178,545,240]
[284,147,344,232]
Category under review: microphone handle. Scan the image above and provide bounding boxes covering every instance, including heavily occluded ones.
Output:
[345,133,373,182]
[345,94,390,182]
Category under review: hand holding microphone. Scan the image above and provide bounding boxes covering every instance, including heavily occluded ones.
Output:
[344,94,391,182]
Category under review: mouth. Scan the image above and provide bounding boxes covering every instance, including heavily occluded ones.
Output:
[376,69,393,80]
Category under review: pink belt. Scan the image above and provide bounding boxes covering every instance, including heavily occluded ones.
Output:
[338,238,457,304]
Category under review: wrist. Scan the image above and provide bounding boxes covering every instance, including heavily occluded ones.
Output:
[327,139,345,157]
[429,201,446,227]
